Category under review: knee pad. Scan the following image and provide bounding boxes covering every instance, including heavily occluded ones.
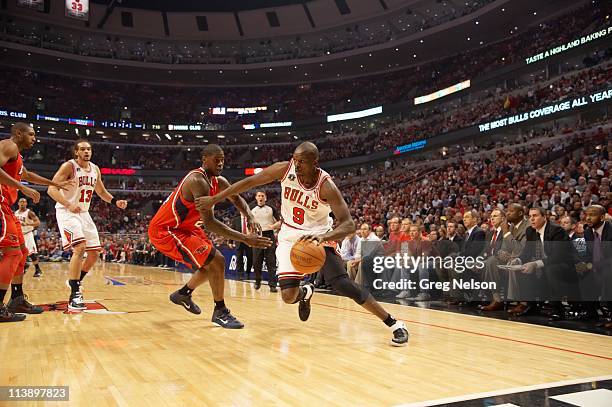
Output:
[329,275,370,305]
[0,250,23,284]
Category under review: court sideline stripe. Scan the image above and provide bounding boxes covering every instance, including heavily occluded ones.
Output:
[43,274,612,361]
[312,302,612,361]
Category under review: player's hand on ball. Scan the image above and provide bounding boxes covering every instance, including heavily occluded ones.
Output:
[298,234,325,245]
[21,186,40,203]
[116,200,128,209]
[243,234,272,248]
[195,196,215,211]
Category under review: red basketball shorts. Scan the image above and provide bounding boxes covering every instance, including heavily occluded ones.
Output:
[0,204,24,249]
[148,226,215,270]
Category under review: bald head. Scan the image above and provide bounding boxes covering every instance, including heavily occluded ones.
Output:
[10,122,35,150]
[506,203,524,224]
[201,144,225,176]
[11,122,32,136]
[587,204,606,216]
[294,142,319,161]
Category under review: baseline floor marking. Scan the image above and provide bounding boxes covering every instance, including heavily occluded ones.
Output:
[392,376,612,407]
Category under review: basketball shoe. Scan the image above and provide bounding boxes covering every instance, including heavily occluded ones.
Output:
[299,283,314,321]
[0,304,26,322]
[211,307,244,329]
[68,292,87,311]
[389,321,409,347]
[7,294,44,314]
[169,290,201,315]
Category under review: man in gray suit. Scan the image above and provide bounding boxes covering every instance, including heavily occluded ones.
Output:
[481,204,528,311]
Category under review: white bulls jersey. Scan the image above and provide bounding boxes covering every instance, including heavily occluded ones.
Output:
[14,208,34,234]
[280,159,333,234]
[55,159,99,212]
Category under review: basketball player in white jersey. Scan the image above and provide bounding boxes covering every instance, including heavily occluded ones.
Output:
[14,198,42,277]
[196,142,409,346]
[48,140,128,310]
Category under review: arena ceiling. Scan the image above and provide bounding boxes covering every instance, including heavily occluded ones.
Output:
[0,0,593,86]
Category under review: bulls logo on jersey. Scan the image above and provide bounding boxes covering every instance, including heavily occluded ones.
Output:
[288,174,296,181]
[78,175,97,187]
[283,186,319,210]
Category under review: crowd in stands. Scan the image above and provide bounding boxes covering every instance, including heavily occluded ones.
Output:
[22,54,612,171]
[26,122,611,282]
[22,114,612,327]
[0,1,609,123]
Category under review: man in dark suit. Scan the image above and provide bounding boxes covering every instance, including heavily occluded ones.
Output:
[518,207,579,320]
[445,220,464,254]
[449,210,485,303]
[503,204,528,311]
[461,210,486,258]
[480,208,507,311]
[582,205,612,327]
[232,214,253,280]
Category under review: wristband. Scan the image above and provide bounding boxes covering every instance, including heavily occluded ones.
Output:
[111,197,117,206]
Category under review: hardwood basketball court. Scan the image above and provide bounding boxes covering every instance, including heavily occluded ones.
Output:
[1,262,611,406]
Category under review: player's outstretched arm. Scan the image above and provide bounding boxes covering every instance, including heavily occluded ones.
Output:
[195,161,289,212]
[217,176,261,234]
[94,167,128,209]
[0,140,39,202]
[186,173,271,249]
[22,166,73,191]
[299,179,356,245]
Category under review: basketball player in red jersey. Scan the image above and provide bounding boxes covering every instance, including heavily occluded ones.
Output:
[196,142,409,346]
[148,144,271,329]
[0,123,73,322]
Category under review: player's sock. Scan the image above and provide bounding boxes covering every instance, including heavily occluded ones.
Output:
[178,284,194,296]
[35,264,42,273]
[68,280,80,297]
[383,313,397,327]
[0,289,6,304]
[11,284,23,299]
[214,300,226,310]
[79,270,88,281]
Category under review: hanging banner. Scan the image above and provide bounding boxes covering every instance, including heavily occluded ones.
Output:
[65,0,89,21]
[17,0,44,11]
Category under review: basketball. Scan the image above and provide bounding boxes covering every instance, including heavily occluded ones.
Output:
[290,240,326,274]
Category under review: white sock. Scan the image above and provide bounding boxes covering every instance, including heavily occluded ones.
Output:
[303,284,313,300]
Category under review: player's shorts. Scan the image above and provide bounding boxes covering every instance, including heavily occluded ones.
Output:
[23,232,37,255]
[56,207,101,252]
[276,225,343,288]
[0,204,24,249]
[148,226,215,270]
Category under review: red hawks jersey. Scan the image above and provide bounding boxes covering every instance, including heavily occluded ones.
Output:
[149,167,218,231]
[55,160,99,212]
[0,153,23,206]
[280,159,333,234]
